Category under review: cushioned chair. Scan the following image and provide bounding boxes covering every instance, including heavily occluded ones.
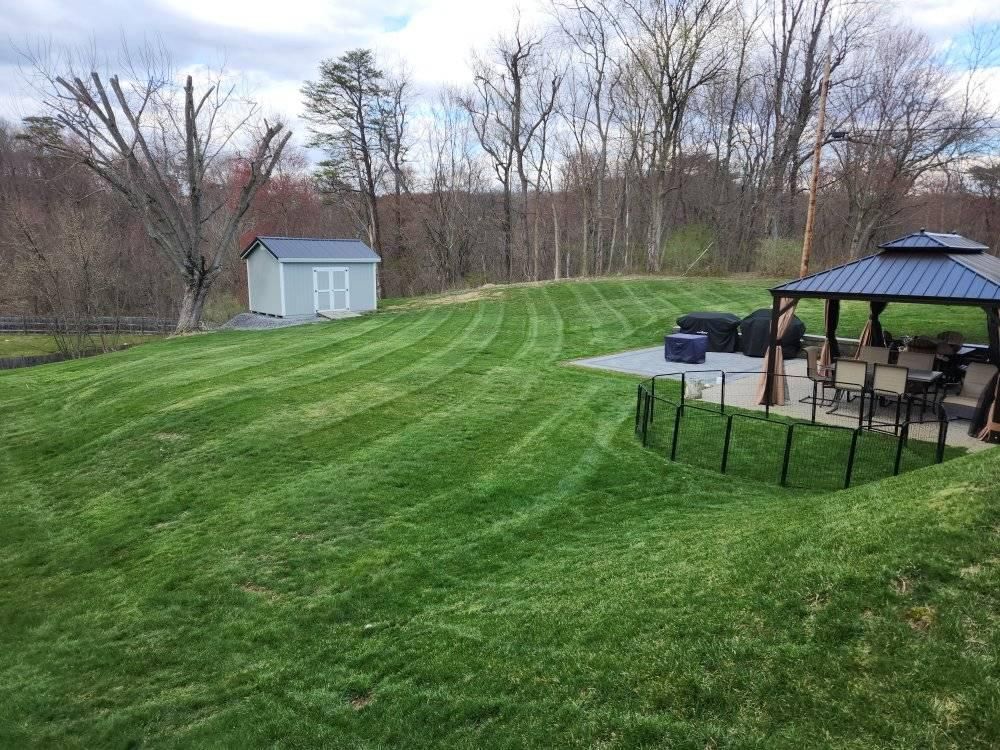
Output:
[942,363,999,421]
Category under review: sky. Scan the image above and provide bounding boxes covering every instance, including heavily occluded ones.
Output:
[1,0,999,151]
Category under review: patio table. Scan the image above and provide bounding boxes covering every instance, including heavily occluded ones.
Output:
[906,369,944,414]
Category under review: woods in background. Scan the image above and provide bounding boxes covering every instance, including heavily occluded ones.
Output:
[2,0,999,325]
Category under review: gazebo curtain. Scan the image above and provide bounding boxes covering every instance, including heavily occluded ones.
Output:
[757,298,797,406]
[855,301,888,354]
[973,306,1000,441]
[819,299,841,368]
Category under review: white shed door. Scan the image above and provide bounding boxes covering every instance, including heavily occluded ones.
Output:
[314,267,350,312]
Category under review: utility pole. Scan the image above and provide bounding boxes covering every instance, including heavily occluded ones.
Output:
[800,46,832,278]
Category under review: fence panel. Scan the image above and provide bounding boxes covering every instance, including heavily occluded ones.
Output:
[842,428,899,486]
[673,404,729,472]
[896,420,949,475]
[784,422,857,490]
[643,395,680,459]
[723,414,789,485]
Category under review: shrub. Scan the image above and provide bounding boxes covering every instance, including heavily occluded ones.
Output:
[202,292,245,326]
[660,224,718,274]
[755,237,801,277]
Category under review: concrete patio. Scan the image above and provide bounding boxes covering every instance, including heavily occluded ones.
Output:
[573,346,992,452]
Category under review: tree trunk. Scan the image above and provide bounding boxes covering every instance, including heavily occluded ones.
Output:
[175,273,214,334]
[552,200,561,281]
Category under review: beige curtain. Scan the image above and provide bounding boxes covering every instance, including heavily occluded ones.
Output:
[818,299,840,369]
[855,320,873,355]
[757,298,797,406]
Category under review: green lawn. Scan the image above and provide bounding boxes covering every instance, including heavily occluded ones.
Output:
[0,333,163,358]
[1,277,998,748]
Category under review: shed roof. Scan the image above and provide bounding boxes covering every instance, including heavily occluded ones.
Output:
[772,231,1000,305]
[241,236,381,262]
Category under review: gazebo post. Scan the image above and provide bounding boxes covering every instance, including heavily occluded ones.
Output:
[764,294,782,412]
[987,306,999,365]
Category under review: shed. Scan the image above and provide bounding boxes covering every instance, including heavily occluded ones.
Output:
[241,236,381,318]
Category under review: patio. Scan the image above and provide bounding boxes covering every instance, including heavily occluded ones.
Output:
[577,346,990,453]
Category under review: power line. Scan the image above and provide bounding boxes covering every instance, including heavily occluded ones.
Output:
[840,123,1000,136]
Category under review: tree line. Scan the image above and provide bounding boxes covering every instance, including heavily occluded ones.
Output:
[1,0,999,333]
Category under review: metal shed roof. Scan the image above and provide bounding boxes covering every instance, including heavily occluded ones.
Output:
[241,236,381,262]
[772,232,1000,305]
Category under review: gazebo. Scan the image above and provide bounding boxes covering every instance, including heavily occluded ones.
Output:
[761,230,1000,441]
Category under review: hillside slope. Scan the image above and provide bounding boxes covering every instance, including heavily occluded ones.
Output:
[1,278,998,748]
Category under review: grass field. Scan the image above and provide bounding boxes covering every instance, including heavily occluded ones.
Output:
[1,277,998,747]
[0,333,163,358]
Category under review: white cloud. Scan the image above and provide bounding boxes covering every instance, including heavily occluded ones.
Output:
[899,0,1000,32]
[371,0,548,88]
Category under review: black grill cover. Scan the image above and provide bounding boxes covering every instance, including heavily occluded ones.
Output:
[739,308,805,358]
[676,311,741,352]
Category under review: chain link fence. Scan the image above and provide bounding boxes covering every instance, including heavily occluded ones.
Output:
[635,370,955,491]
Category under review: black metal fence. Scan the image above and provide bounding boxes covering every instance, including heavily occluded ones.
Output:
[0,348,126,371]
[0,315,176,334]
[635,370,954,491]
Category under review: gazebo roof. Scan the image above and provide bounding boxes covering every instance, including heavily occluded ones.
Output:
[772,231,1000,305]
[877,229,988,253]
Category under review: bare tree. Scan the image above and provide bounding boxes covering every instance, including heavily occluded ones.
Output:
[421,91,486,289]
[379,67,414,269]
[555,0,619,275]
[22,44,291,332]
[831,27,994,258]
[462,21,561,281]
[602,0,733,270]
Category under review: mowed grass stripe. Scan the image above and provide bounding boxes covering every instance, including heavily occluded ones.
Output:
[36,303,508,528]
[2,278,1000,748]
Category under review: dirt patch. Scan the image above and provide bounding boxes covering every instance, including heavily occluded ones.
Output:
[239,582,281,601]
[904,605,936,632]
[959,563,982,578]
[349,692,373,710]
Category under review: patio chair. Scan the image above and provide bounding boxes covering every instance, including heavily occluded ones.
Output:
[942,362,999,421]
[869,363,909,435]
[831,359,869,426]
[800,346,835,417]
[896,351,935,370]
[857,345,890,380]
[896,350,938,414]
